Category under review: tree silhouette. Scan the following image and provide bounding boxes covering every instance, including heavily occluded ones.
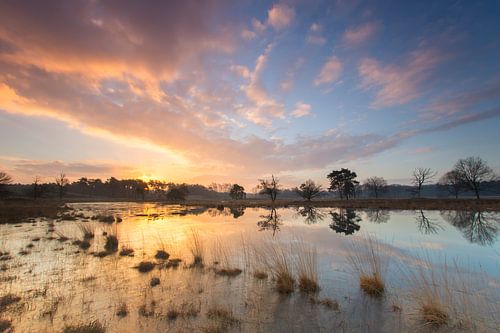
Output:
[438,171,465,198]
[55,172,69,199]
[364,177,388,198]
[257,175,281,203]
[452,156,494,199]
[0,171,12,196]
[327,168,358,200]
[229,184,246,200]
[329,208,361,235]
[412,168,437,198]
[295,179,322,201]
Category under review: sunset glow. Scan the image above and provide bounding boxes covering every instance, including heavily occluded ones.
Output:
[1,1,499,187]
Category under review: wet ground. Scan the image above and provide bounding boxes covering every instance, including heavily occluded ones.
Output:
[0,203,498,332]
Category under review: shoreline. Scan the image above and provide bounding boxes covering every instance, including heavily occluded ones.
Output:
[2,197,500,212]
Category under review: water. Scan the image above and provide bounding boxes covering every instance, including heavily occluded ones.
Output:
[0,203,498,332]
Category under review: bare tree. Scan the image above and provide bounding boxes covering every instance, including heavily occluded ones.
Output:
[453,156,494,199]
[33,176,42,200]
[0,171,12,185]
[438,171,465,199]
[257,175,281,203]
[295,179,322,201]
[412,168,437,198]
[0,171,12,196]
[364,177,388,198]
[55,172,69,199]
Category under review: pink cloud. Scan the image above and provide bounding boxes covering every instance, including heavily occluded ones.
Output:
[343,21,380,46]
[291,102,312,118]
[267,3,295,30]
[314,56,342,86]
[358,48,444,108]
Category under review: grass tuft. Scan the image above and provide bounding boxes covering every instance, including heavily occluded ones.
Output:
[136,261,155,273]
[359,274,385,297]
[63,320,105,333]
[0,294,21,312]
[188,229,204,267]
[116,302,128,317]
[346,235,387,298]
[421,301,449,327]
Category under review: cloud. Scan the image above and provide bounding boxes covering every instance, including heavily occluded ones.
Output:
[306,22,327,45]
[291,102,312,118]
[0,1,235,84]
[343,21,380,46]
[280,57,304,92]
[358,48,444,108]
[267,3,295,30]
[234,44,285,126]
[241,29,256,40]
[420,78,500,121]
[314,56,342,86]
[0,157,132,181]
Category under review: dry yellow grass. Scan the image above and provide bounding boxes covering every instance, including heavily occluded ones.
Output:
[346,235,387,298]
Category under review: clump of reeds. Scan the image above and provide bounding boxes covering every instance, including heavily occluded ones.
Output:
[63,320,105,333]
[346,235,387,298]
[253,271,268,279]
[150,277,160,287]
[135,261,156,273]
[116,302,128,317]
[77,223,95,239]
[267,243,295,294]
[0,294,21,312]
[296,240,319,293]
[155,250,169,260]
[206,305,240,329]
[188,229,204,267]
[212,237,242,277]
[119,245,134,257]
[55,231,69,242]
[104,230,118,252]
[0,319,12,332]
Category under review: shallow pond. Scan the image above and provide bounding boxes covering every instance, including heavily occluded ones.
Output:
[0,203,498,332]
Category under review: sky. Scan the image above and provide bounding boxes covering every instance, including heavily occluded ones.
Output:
[0,0,499,188]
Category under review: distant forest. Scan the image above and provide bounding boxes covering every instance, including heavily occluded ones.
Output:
[2,177,500,201]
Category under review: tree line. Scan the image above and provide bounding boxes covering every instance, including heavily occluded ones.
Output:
[0,156,497,201]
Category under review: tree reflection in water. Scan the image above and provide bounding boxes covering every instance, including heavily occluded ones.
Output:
[257,208,281,236]
[229,206,245,219]
[415,209,443,235]
[364,209,390,224]
[441,210,498,246]
[329,208,361,235]
[296,206,326,224]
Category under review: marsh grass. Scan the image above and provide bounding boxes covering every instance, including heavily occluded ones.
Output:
[116,302,128,317]
[0,294,21,312]
[119,245,134,257]
[206,305,240,330]
[295,240,319,293]
[104,228,118,252]
[136,261,156,273]
[212,237,242,277]
[188,229,204,267]
[77,223,95,239]
[0,319,12,332]
[63,320,106,333]
[266,242,295,294]
[346,235,387,298]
